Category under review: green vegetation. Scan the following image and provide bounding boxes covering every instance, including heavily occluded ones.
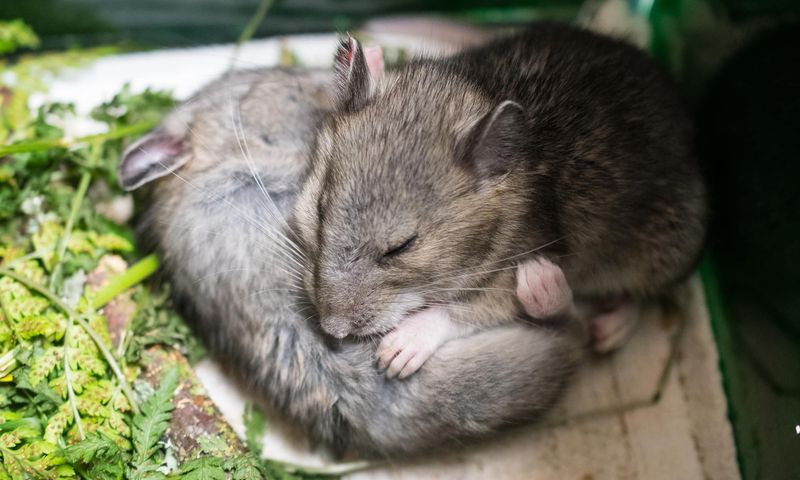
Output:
[0,25,343,479]
[0,20,39,55]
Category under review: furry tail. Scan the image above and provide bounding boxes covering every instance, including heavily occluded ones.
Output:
[334,321,585,457]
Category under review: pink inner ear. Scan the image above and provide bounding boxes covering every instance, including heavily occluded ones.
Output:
[364,46,385,79]
[118,132,187,191]
[335,36,356,71]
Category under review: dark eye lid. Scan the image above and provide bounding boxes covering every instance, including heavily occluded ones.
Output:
[383,234,417,258]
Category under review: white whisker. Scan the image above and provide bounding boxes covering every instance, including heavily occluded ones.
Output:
[230,97,308,263]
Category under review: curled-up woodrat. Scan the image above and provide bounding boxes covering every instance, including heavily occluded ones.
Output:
[119,66,585,458]
[293,23,706,380]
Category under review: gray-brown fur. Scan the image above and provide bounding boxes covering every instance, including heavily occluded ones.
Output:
[124,67,584,457]
[292,23,707,338]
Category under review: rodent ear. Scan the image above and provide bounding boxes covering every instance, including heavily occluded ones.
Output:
[118,130,189,191]
[334,35,383,112]
[460,100,528,178]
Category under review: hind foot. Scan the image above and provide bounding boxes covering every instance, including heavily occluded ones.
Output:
[516,257,574,320]
[591,298,641,353]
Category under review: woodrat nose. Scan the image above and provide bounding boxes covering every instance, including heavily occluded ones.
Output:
[320,315,351,339]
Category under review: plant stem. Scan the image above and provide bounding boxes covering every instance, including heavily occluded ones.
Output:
[0,267,140,415]
[0,293,17,345]
[49,141,100,291]
[0,120,155,156]
[92,254,160,310]
[3,249,49,269]
[0,349,16,378]
[229,0,274,70]
[73,315,139,415]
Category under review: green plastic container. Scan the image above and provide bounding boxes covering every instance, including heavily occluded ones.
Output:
[647,2,800,479]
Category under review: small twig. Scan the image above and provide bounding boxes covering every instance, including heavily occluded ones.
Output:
[116,329,127,358]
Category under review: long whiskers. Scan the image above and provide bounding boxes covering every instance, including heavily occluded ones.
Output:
[230,97,308,263]
[145,149,306,277]
[160,110,308,276]
[427,237,567,284]
[389,238,568,299]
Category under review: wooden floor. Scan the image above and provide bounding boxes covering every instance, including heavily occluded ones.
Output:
[342,277,740,480]
[195,277,740,480]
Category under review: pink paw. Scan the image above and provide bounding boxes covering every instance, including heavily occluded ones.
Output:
[376,307,457,379]
[516,257,573,320]
[592,301,640,353]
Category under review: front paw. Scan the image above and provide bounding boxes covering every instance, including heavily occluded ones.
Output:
[376,307,454,379]
[516,257,573,320]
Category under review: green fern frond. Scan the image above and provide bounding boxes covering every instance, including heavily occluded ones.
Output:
[62,431,120,464]
[179,456,227,480]
[16,313,65,340]
[63,431,125,480]
[225,454,266,480]
[130,367,179,465]
[28,348,61,386]
[43,403,73,444]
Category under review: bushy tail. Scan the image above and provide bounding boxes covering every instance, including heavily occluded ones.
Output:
[334,321,585,457]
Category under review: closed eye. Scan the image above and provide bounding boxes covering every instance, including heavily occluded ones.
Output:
[383,235,417,258]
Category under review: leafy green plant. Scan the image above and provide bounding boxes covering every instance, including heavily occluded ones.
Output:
[0,23,361,478]
[123,287,205,366]
[0,20,39,55]
[0,51,204,478]
[128,367,179,478]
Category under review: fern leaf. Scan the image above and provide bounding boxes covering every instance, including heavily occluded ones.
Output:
[72,350,105,376]
[107,408,131,440]
[4,295,50,322]
[16,313,65,341]
[75,396,110,418]
[43,403,73,444]
[28,348,61,387]
[225,454,266,480]
[63,431,126,480]
[49,369,93,397]
[179,456,226,480]
[91,232,134,252]
[130,366,179,465]
[0,431,22,448]
[62,431,120,464]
